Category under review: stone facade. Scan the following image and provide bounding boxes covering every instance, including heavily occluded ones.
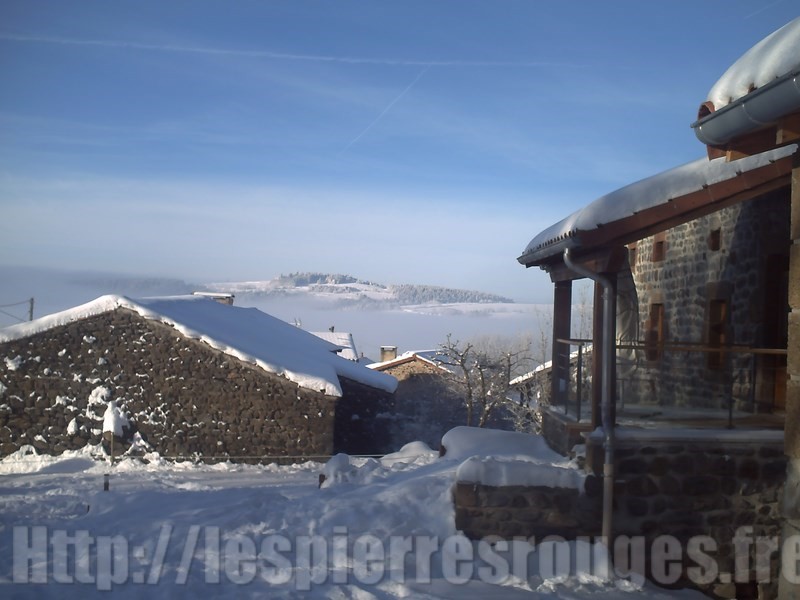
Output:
[0,309,395,461]
[627,189,790,412]
[372,357,466,450]
[374,356,520,449]
[779,157,800,598]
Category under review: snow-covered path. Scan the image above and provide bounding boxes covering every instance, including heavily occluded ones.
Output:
[0,445,704,599]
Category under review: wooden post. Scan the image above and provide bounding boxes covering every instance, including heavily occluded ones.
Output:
[779,152,800,598]
[591,282,603,428]
[552,280,573,410]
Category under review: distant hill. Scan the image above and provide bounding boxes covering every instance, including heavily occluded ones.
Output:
[0,267,514,330]
[203,272,514,306]
[273,273,378,287]
[389,284,513,305]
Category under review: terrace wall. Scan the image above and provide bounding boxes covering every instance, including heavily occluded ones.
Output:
[586,433,785,597]
[453,433,784,597]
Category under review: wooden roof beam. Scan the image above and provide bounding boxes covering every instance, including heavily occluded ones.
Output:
[704,109,800,161]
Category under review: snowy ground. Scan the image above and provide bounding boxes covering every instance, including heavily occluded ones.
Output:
[0,441,705,599]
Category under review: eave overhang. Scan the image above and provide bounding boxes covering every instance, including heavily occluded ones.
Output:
[518,144,797,270]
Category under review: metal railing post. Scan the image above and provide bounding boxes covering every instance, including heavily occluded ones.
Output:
[576,344,583,422]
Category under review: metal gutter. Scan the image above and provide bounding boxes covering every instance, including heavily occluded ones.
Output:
[518,145,796,268]
[563,247,615,544]
[691,68,800,146]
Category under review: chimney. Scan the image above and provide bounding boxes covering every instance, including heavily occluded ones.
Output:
[380,345,397,362]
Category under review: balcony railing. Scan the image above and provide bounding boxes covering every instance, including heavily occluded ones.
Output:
[547,338,787,428]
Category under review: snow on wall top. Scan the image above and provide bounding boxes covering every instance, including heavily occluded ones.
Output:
[455,456,585,489]
[442,427,584,489]
[519,144,797,264]
[0,294,397,397]
[707,17,800,110]
[441,426,566,464]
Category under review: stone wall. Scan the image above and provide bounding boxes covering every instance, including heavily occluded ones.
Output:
[335,377,396,455]
[629,189,790,412]
[454,434,785,596]
[0,309,395,461]
[587,434,785,594]
[540,409,593,457]
[780,156,800,598]
[453,481,600,540]
[379,359,443,381]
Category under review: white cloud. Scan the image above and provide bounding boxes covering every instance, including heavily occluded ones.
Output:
[0,33,586,69]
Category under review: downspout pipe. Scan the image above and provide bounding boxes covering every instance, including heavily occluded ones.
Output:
[563,247,615,544]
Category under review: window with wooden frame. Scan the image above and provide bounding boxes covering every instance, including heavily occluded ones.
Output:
[652,232,667,262]
[645,303,665,362]
[627,243,637,269]
[708,228,721,251]
[707,299,728,369]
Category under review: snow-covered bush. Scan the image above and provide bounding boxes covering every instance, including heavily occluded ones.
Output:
[102,401,129,438]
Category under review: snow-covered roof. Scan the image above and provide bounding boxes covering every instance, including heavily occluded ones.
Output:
[192,291,235,301]
[706,16,800,110]
[311,331,360,361]
[367,350,447,372]
[0,295,397,397]
[510,344,592,386]
[518,144,797,265]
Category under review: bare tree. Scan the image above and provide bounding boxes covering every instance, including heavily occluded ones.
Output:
[574,280,594,342]
[508,289,595,430]
[433,334,534,428]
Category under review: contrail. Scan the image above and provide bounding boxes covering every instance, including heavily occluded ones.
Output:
[743,0,787,19]
[340,65,431,154]
[0,33,577,68]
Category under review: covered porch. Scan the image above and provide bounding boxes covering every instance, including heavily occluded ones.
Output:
[518,145,795,455]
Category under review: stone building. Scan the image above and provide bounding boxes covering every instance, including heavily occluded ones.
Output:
[368,351,466,449]
[511,17,800,598]
[0,294,398,461]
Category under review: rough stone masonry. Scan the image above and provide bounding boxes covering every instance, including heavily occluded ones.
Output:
[0,309,395,462]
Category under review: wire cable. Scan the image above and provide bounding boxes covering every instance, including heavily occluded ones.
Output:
[0,307,26,323]
[0,299,31,308]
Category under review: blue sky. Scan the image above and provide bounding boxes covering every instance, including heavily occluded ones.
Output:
[0,0,796,301]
